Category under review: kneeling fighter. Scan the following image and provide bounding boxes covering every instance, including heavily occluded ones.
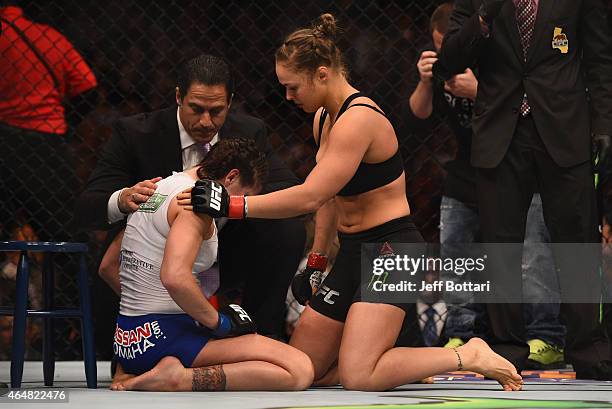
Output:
[110,138,313,392]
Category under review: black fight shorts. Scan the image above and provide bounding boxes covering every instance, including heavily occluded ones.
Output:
[309,216,423,322]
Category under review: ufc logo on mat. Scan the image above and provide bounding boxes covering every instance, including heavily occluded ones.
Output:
[315,285,340,305]
[210,182,223,211]
[229,304,252,322]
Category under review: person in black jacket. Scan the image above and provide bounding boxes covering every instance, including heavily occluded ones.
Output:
[433,0,612,379]
[74,54,306,357]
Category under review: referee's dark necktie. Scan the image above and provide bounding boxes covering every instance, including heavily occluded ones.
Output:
[516,0,536,116]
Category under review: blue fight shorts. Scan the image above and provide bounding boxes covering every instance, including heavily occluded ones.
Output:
[113,313,212,375]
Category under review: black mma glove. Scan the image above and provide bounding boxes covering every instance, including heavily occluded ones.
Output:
[291,252,328,305]
[211,304,257,338]
[478,0,508,26]
[192,179,247,219]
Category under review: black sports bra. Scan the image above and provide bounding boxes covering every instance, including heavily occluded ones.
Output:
[315,92,404,197]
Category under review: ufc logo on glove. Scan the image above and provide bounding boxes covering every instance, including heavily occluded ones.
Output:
[210,182,223,211]
[228,304,252,322]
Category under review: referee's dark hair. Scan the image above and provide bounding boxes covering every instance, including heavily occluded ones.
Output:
[177,54,234,103]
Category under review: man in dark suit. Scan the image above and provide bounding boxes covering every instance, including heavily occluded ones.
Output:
[433,0,612,379]
[74,54,306,357]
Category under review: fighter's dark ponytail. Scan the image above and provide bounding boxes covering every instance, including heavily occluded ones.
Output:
[196,138,267,188]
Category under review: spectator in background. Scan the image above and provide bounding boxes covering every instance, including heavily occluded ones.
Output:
[0,0,97,242]
[408,2,565,369]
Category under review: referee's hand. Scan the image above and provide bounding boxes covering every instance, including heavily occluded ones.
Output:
[118,177,162,213]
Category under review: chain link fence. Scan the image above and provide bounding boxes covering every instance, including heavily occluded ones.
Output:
[1,0,454,359]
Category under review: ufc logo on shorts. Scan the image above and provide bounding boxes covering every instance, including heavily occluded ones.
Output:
[229,304,252,322]
[315,285,340,305]
[210,182,223,211]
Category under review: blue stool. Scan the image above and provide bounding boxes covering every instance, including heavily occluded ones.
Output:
[0,241,96,388]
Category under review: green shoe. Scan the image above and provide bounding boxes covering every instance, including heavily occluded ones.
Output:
[444,337,465,349]
[526,339,565,369]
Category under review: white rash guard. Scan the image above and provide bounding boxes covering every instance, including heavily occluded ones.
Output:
[119,171,218,316]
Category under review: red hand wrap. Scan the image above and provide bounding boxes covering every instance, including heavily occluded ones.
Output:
[307,252,328,271]
[228,196,245,219]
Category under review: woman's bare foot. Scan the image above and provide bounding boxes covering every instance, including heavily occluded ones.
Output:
[110,363,136,390]
[458,338,523,391]
[111,356,190,391]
